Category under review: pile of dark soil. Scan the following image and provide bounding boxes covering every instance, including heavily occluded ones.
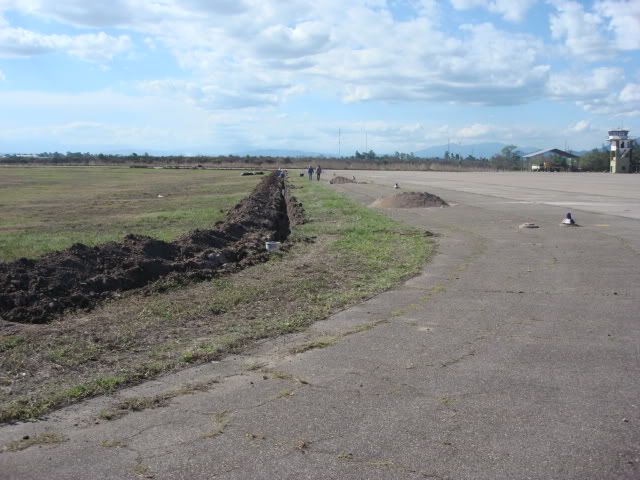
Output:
[371,192,448,208]
[0,175,304,324]
[329,176,357,184]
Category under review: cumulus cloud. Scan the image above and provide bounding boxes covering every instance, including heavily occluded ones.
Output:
[183,0,249,16]
[549,0,611,60]
[457,123,498,138]
[549,0,640,61]
[619,83,640,103]
[595,83,640,116]
[324,19,548,106]
[0,26,131,62]
[548,67,622,99]
[10,0,155,28]
[595,0,640,51]
[138,76,304,110]
[255,22,331,59]
[558,78,640,116]
[0,89,225,150]
[0,0,637,123]
[568,120,590,132]
[450,0,537,21]
[0,0,552,109]
[546,66,640,115]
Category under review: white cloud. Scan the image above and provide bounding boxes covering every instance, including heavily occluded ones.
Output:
[0,0,636,135]
[10,0,158,28]
[0,87,616,153]
[548,67,622,99]
[457,123,498,138]
[449,122,576,147]
[255,22,331,59]
[450,0,537,21]
[327,20,548,106]
[0,89,228,150]
[66,32,131,62]
[593,83,640,116]
[0,0,550,109]
[575,82,640,116]
[549,0,640,61]
[138,76,304,110]
[619,83,640,103]
[549,1,611,60]
[0,26,131,62]
[450,0,486,9]
[568,120,590,132]
[595,0,640,51]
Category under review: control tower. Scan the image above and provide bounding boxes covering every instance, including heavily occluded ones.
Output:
[608,129,633,173]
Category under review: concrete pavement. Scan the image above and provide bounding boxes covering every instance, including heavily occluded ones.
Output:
[2,171,639,479]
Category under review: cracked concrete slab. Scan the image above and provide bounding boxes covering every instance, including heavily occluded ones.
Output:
[2,171,640,479]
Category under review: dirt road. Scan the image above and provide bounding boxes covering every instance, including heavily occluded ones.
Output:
[2,171,639,479]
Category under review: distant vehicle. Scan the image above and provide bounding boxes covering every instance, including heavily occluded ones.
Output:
[543,161,562,172]
[531,162,561,172]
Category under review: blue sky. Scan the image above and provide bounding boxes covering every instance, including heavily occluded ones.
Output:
[0,0,639,155]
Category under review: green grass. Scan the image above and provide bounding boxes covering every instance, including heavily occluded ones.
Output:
[0,172,433,423]
[1,376,126,422]
[293,179,430,297]
[0,166,260,260]
[0,335,26,353]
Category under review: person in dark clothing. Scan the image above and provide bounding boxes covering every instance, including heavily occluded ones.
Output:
[316,165,322,181]
[562,212,576,225]
[307,165,314,180]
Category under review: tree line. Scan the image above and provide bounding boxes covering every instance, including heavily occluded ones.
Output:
[1,143,633,172]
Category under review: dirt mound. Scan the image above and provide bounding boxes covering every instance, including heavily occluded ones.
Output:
[329,176,357,184]
[371,192,448,208]
[0,175,305,324]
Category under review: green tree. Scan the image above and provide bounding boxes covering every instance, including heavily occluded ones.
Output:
[491,145,522,170]
[579,147,609,171]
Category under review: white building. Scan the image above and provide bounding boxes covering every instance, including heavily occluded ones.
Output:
[608,129,633,173]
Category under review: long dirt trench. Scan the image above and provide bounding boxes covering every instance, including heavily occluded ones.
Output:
[0,174,304,324]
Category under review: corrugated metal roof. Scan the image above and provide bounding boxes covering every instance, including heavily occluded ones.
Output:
[523,148,579,159]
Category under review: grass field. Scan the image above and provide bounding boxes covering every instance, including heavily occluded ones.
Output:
[0,168,433,423]
[0,166,262,261]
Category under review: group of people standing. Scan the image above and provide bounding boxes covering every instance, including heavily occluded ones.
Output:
[307,165,322,181]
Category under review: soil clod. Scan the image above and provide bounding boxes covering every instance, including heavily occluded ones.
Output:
[371,192,448,209]
[329,176,357,185]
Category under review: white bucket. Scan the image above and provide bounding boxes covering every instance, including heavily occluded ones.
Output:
[265,241,282,252]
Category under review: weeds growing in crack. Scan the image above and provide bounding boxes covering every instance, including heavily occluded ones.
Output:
[290,336,337,354]
[2,432,67,452]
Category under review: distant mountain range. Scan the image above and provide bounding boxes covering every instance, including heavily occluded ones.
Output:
[414,142,540,159]
[236,143,549,159]
[3,143,593,159]
[233,149,326,157]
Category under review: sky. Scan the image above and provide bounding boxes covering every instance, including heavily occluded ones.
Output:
[0,0,639,155]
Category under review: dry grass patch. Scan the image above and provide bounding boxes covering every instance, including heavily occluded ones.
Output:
[2,432,67,452]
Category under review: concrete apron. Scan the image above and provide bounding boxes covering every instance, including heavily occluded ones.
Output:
[2,181,639,480]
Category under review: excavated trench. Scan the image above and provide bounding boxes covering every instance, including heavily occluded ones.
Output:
[0,174,305,324]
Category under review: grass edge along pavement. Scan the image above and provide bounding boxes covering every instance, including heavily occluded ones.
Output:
[0,177,433,424]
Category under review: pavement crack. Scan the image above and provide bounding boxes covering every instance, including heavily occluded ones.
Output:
[440,349,476,368]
